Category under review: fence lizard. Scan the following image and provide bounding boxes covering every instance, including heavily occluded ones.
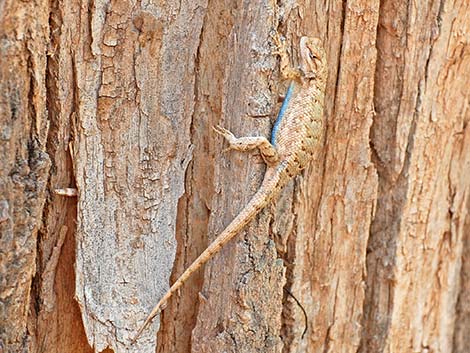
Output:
[132,34,327,343]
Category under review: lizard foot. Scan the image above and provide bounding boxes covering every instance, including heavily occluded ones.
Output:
[270,30,287,56]
[213,125,279,165]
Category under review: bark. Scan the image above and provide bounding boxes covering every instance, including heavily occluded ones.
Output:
[0,1,469,353]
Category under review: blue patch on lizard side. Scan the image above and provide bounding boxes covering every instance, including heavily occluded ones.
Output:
[271,82,294,145]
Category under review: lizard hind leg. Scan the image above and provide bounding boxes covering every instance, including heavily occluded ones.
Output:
[213,125,279,166]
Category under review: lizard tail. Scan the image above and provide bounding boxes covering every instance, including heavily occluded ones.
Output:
[132,170,283,343]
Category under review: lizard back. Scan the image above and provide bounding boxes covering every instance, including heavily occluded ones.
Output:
[272,79,326,176]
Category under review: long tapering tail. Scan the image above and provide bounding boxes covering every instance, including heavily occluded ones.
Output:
[132,170,283,343]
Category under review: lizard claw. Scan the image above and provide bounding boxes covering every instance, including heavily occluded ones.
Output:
[213,125,236,140]
[213,125,237,152]
[270,31,286,55]
[252,152,265,164]
[213,125,230,135]
[212,125,223,135]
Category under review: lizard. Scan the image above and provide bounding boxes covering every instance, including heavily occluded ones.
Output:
[132,33,327,343]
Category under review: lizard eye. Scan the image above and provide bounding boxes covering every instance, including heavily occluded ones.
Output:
[309,52,316,60]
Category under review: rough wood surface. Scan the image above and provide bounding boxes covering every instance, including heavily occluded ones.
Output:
[363,1,470,352]
[0,0,51,351]
[70,2,205,352]
[0,1,469,353]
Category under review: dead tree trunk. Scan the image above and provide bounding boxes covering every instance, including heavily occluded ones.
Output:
[1,1,469,353]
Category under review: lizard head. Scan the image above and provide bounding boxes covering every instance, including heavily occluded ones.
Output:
[299,37,327,84]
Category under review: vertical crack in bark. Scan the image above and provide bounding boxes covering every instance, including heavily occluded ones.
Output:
[361,0,408,350]
[156,3,209,352]
[331,0,347,120]
[26,45,38,142]
[364,0,467,351]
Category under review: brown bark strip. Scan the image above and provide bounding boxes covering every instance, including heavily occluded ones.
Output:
[40,226,67,312]
[1,1,468,352]
[0,0,51,351]
[364,1,470,352]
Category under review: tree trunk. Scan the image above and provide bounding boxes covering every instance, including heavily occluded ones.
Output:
[0,1,468,353]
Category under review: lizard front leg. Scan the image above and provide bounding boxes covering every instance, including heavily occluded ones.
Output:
[271,31,302,81]
[213,125,279,166]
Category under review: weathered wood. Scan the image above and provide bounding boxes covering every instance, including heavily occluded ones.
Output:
[363,1,470,352]
[0,0,51,351]
[70,2,205,352]
[1,1,469,353]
